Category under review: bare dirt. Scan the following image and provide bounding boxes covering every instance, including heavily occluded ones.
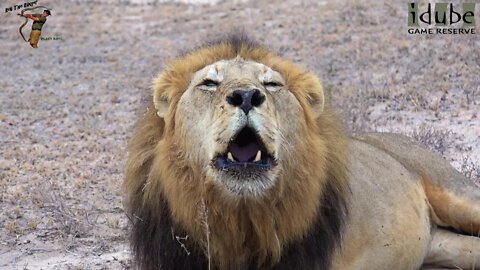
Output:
[0,0,478,269]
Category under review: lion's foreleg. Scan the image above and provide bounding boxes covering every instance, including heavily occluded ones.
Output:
[423,228,480,269]
[422,177,480,236]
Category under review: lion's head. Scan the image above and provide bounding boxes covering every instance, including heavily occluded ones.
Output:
[125,35,348,270]
[152,38,326,199]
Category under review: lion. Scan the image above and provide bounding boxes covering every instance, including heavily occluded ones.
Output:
[124,35,480,270]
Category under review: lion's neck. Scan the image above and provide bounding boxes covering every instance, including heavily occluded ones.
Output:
[156,159,325,268]
[198,196,281,268]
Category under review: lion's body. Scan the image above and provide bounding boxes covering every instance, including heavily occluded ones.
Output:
[124,35,480,270]
[331,138,431,270]
[341,133,480,270]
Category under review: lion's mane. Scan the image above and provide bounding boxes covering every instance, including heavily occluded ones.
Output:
[124,34,349,270]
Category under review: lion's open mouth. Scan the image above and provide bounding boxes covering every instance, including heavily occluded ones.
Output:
[212,126,276,170]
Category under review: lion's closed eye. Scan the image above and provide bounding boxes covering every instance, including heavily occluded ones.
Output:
[263,81,283,92]
[263,81,283,87]
[198,79,219,87]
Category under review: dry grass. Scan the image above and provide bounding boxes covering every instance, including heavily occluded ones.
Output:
[460,157,480,186]
[5,220,21,235]
[37,182,91,238]
[328,84,373,133]
[411,126,453,156]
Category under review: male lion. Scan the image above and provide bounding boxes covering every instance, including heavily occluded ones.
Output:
[124,35,480,270]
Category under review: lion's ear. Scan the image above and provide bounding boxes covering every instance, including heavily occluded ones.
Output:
[307,89,325,118]
[153,94,169,119]
[305,79,325,118]
[152,74,170,119]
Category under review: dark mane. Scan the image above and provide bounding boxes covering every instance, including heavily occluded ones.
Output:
[275,181,347,269]
[129,174,347,270]
[209,32,262,52]
[178,31,265,57]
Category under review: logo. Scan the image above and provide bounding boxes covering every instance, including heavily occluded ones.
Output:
[407,2,476,35]
[4,0,62,48]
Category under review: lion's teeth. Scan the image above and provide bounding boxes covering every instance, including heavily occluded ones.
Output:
[254,150,261,162]
[227,152,234,161]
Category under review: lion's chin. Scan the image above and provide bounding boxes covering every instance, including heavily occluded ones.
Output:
[211,171,278,198]
[210,156,278,198]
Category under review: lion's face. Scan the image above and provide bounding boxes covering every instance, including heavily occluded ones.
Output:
[173,58,304,197]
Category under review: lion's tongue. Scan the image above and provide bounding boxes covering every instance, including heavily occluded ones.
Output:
[229,142,259,162]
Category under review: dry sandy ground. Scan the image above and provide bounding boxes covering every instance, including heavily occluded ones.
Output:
[0,0,479,269]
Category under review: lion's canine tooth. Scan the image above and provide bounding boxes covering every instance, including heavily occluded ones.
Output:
[227,152,234,161]
[254,150,261,162]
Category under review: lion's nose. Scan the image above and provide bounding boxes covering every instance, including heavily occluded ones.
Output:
[226,89,265,114]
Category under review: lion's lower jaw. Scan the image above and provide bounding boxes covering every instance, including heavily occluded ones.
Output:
[209,169,279,198]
